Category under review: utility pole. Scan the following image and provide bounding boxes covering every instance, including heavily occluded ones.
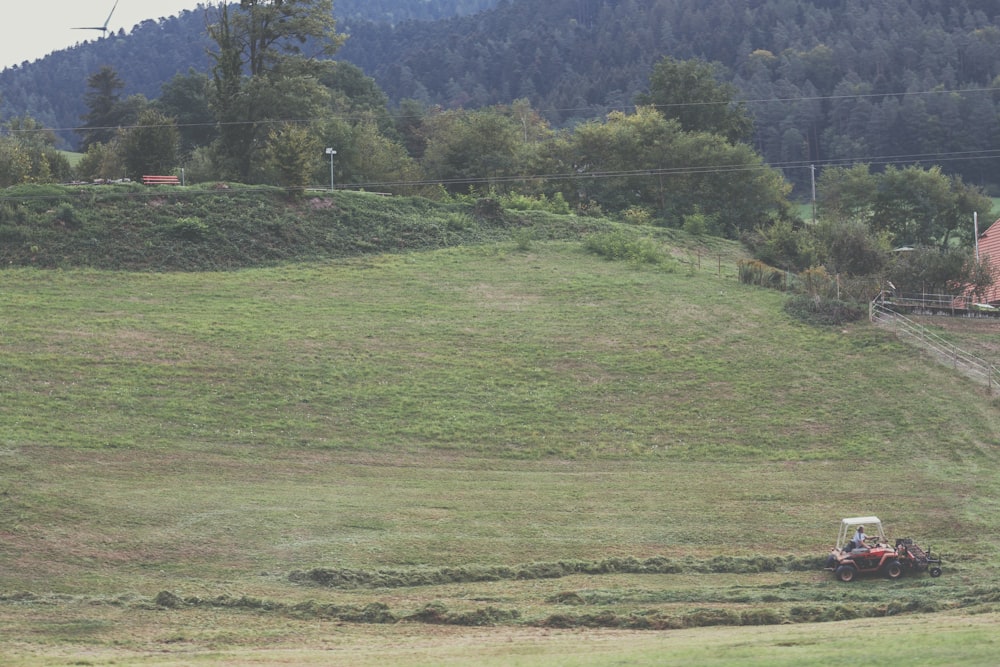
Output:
[810,164,817,223]
[974,212,980,261]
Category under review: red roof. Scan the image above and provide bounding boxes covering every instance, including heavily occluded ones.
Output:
[973,218,1000,305]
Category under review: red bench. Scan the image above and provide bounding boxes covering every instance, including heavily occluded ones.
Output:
[142,175,181,186]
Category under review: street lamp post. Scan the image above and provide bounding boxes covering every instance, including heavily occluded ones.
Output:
[325,147,337,190]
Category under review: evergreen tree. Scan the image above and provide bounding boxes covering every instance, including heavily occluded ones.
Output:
[79,66,127,150]
[266,122,321,196]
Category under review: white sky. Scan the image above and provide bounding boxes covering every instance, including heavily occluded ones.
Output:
[1,1,209,70]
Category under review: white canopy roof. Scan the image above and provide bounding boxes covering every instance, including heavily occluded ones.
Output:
[835,516,887,547]
[841,516,880,525]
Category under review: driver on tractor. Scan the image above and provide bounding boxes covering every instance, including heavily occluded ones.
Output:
[846,525,869,552]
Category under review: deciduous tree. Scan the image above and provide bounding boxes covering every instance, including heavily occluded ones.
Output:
[888,246,972,295]
[337,119,425,195]
[546,106,789,235]
[819,164,993,249]
[420,106,530,193]
[207,0,344,182]
[121,109,180,180]
[635,56,753,144]
[0,137,31,187]
[0,117,72,185]
[76,140,125,181]
[815,164,878,225]
[157,70,217,153]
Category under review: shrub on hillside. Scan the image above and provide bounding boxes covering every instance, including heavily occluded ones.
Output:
[584,229,665,265]
[166,216,209,241]
[622,206,653,225]
[0,201,20,224]
[54,203,81,228]
[0,225,26,243]
[501,191,571,215]
[738,259,788,290]
[681,209,719,237]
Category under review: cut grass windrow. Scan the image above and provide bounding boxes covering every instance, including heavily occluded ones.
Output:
[289,555,823,589]
[4,584,992,631]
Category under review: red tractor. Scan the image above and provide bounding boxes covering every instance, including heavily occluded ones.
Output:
[824,516,943,582]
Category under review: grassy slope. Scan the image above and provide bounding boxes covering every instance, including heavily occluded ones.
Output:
[0,184,613,270]
[1,198,999,663]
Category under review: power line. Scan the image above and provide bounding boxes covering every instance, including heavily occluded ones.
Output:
[741,85,1000,107]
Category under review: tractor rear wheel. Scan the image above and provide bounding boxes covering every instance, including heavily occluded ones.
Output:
[883,560,903,579]
[835,565,857,582]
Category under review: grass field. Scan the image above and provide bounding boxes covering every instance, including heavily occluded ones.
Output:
[57,151,84,169]
[2,239,1000,664]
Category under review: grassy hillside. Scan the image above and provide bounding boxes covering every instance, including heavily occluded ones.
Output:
[2,200,999,663]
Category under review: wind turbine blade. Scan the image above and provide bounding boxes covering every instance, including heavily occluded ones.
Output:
[103,0,120,29]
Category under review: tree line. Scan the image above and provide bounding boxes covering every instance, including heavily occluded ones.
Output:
[3,41,788,240]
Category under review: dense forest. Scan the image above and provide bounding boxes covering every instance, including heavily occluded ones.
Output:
[341,0,1000,192]
[335,0,498,23]
[2,0,1000,194]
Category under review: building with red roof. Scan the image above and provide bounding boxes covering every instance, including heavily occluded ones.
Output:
[971,217,1000,306]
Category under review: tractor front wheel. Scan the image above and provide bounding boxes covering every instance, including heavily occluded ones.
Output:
[930,567,942,577]
[835,565,857,582]
[883,560,903,579]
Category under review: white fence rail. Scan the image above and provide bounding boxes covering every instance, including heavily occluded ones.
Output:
[870,297,999,393]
